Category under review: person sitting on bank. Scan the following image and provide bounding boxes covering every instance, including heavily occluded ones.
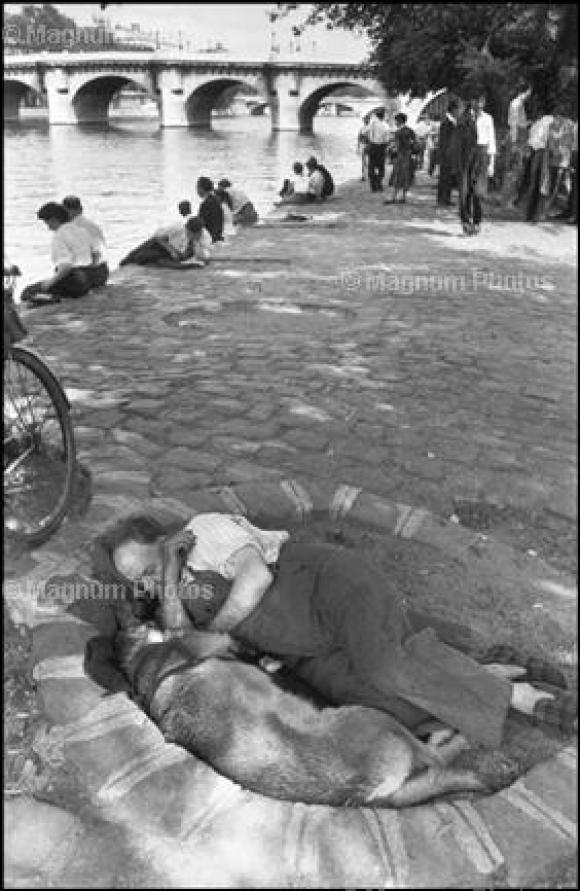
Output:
[216,179,259,225]
[196,177,224,243]
[96,511,577,752]
[62,195,109,288]
[278,161,310,202]
[21,202,95,304]
[305,156,335,201]
[119,216,211,267]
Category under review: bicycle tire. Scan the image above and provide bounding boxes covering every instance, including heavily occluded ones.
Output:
[4,345,76,545]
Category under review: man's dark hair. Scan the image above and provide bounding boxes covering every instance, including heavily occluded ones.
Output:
[395,112,407,125]
[37,202,69,224]
[197,176,214,193]
[178,200,192,216]
[293,161,303,175]
[375,107,386,120]
[217,178,232,189]
[62,195,83,214]
[306,155,318,169]
[90,513,183,599]
[185,215,203,234]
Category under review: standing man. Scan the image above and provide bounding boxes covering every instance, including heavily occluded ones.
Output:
[457,94,496,235]
[364,108,390,193]
[437,100,459,206]
[62,195,109,288]
[474,93,497,200]
[502,84,531,207]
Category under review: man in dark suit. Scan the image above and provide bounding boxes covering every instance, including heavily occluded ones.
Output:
[437,99,459,206]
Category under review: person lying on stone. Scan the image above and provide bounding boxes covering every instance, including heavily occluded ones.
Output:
[96,512,577,749]
[21,202,97,305]
[119,216,211,268]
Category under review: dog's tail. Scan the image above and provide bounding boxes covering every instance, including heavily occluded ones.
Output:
[371,767,488,808]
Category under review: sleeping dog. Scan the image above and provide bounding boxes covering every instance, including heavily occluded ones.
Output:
[115,620,488,808]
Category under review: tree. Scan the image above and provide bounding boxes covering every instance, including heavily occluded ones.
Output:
[279,4,578,122]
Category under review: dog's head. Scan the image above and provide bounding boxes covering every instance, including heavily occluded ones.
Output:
[114,620,164,682]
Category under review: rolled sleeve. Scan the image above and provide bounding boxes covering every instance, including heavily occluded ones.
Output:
[185,513,289,580]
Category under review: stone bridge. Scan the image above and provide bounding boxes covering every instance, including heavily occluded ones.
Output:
[4,51,391,131]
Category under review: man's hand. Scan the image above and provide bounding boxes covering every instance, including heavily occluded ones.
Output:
[162,529,196,563]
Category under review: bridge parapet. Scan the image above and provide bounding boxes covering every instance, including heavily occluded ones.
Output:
[4,53,387,131]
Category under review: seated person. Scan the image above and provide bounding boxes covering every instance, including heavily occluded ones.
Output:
[62,195,109,288]
[98,512,577,751]
[119,216,211,267]
[196,177,224,243]
[21,202,95,304]
[217,179,259,225]
[305,156,335,201]
[277,162,310,204]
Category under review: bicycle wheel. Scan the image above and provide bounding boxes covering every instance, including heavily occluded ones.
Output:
[4,346,76,545]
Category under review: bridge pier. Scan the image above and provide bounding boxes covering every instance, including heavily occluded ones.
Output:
[45,69,77,124]
[266,71,301,132]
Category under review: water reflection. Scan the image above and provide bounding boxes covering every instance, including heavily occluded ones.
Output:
[4,116,360,283]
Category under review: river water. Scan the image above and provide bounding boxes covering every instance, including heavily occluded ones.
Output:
[4,115,361,286]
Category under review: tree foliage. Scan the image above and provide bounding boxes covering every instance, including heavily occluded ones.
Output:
[279,3,578,121]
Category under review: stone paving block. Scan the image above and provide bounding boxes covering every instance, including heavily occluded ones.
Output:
[39,676,107,726]
[478,775,577,887]
[4,798,83,874]
[32,620,97,666]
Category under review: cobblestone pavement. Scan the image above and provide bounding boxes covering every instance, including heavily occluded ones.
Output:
[13,175,578,570]
[4,174,577,889]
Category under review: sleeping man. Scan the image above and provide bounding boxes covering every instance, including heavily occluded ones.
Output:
[94,511,576,751]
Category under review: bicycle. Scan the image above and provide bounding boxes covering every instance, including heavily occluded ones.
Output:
[4,265,77,545]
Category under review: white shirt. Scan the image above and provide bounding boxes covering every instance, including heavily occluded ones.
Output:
[225,187,251,214]
[154,221,189,257]
[51,222,93,268]
[307,168,324,198]
[508,90,530,142]
[528,115,554,151]
[476,110,496,156]
[73,215,106,261]
[183,513,289,579]
[290,173,309,195]
[364,116,391,145]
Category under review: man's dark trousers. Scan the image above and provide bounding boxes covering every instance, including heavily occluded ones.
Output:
[368,143,387,192]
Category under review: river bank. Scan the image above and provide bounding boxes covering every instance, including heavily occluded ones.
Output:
[4,169,577,889]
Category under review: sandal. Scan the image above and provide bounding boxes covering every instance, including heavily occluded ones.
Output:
[482,645,568,690]
[531,691,578,733]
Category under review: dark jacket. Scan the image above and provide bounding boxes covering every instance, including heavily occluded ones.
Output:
[199,193,224,243]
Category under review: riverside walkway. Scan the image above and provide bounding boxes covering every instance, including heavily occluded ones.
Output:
[4,173,577,888]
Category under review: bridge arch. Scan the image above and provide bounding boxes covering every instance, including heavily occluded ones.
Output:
[298,80,384,133]
[183,74,266,127]
[4,77,43,121]
[69,73,159,124]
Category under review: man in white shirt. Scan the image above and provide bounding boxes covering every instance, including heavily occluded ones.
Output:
[363,107,391,192]
[217,179,259,225]
[62,195,109,288]
[475,94,496,183]
[21,202,94,304]
[503,85,532,206]
[119,214,211,267]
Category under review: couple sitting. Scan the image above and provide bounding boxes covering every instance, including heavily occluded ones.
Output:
[278,156,335,205]
[120,201,212,269]
[21,197,108,306]
[95,510,577,752]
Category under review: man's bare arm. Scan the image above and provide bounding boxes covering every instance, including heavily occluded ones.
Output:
[208,547,273,634]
